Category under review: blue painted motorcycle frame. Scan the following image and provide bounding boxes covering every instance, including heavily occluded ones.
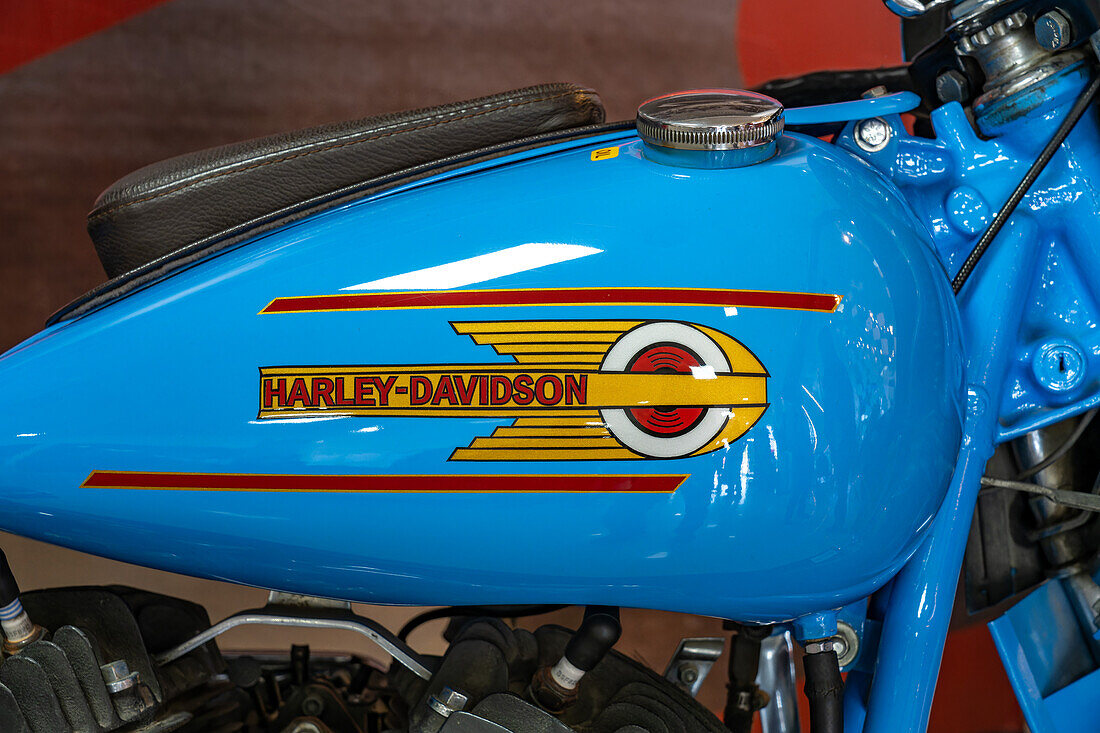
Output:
[0,24,1099,733]
[841,61,1100,732]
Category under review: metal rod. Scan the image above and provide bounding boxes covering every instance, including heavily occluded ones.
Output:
[981,477,1100,513]
[153,611,433,680]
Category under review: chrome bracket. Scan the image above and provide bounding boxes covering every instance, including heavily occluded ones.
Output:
[663,637,724,697]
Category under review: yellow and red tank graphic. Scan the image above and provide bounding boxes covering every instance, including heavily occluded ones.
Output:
[259,319,770,460]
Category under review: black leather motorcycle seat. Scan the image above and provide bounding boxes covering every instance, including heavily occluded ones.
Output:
[86,83,606,280]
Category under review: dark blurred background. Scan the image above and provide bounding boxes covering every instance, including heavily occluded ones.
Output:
[0,1,1020,729]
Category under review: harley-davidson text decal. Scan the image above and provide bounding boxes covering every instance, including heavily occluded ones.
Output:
[259,320,769,461]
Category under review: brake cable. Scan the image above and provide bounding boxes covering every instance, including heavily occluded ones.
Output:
[952,74,1100,295]
[981,476,1100,513]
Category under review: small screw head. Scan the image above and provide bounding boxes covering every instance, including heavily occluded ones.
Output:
[678,664,700,684]
[936,70,971,104]
[1036,11,1073,51]
[854,118,891,152]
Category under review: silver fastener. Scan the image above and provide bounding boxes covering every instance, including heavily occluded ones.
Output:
[427,686,468,718]
[854,118,891,152]
[802,639,837,655]
[834,621,860,668]
[677,664,700,685]
[1036,10,1073,51]
[100,660,139,693]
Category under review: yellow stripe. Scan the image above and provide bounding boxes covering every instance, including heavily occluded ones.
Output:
[512,354,604,364]
[467,436,618,449]
[512,416,602,427]
[452,320,641,334]
[451,447,638,461]
[491,426,611,438]
[494,343,611,354]
[470,332,619,345]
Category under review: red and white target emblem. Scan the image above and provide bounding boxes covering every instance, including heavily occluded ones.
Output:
[600,322,735,458]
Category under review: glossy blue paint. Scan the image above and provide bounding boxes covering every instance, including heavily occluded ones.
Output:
[784,91,921,125]
[989,579,1100,732]
[792,611,838,643]
[0,128,964,623]
[837,64,1100,443]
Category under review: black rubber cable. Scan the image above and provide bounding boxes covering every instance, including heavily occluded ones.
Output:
[0,549,20,608]
[952,74,1100,295]
[803,649,844,733]
[397,604,570,641]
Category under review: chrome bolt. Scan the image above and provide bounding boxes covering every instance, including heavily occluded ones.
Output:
[678,664,699,685]
[802,639,838,655]
[100,660,139,693]
[935,70,970,103]
[854,117,891,153]
[1036,11,1073,51]
[427,686,468,718]
[834,621,860,668]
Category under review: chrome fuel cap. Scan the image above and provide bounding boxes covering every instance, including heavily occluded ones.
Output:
[636,89,784,168]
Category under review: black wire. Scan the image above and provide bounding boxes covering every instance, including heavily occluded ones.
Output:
[397,604,570,641]
[1015,408,1098,480]
[952,74,1100,295]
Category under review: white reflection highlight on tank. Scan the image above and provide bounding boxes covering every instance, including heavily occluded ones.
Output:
[341,242,602,290]
[739,440,753,505]
[690,365,717,379]
[801,406,819,452]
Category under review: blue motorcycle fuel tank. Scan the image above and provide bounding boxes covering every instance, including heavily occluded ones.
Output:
[0,99,965,622]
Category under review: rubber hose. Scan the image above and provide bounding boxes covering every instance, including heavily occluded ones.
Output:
[803,649,843,733]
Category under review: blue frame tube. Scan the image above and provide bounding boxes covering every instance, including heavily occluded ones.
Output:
[864,215,1043,731]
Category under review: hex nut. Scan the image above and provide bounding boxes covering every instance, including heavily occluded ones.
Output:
[1036,11,1073,51]
[427,686,469,718]
[936,70,971,104]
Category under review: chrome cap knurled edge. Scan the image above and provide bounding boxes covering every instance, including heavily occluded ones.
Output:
[636,90,785,151]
